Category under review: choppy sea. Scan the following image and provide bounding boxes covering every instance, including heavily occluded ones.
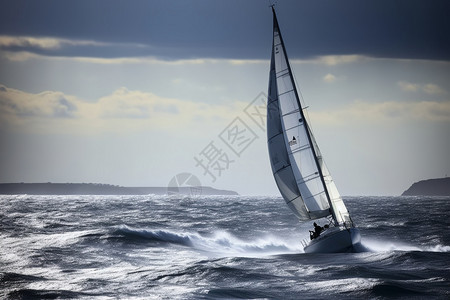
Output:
[1,194,449,299]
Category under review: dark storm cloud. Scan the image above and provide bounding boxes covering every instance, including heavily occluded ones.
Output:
[0,0,448,61]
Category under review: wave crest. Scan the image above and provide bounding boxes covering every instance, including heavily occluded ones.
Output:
[112,226,301,256]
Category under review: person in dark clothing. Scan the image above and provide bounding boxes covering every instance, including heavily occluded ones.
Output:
[313,222,323,238]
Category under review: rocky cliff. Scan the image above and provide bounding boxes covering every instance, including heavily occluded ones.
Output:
[402,177,450,196]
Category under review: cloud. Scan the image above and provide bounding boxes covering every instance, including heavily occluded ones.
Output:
[0,85,77,120]
[93,88,246,132]
[398,81,419,92]
[0,35,407,69]
[0,36,268,65]
[0,46,368,69]
[311,99,450,125]
[228,59,268,65]
[0,85,246,134]
[97,87,173,119]
[0,35,111,50]
[293,55,367,66]
[0,49,221,66]
[0,35,153,63]
[423,83,446,95]
[0,36,63,50]
[323,73,337,83]
[398,81,447,95]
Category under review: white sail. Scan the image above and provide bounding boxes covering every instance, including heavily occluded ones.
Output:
[267,7,349,224]
[309,127,350,224]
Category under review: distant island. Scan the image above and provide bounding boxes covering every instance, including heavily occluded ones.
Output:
[402,177,450,196]
[0,183,238,196]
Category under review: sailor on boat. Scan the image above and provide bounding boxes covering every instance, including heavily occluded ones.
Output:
[309,222,324,240]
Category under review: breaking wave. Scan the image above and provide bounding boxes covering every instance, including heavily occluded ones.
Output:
[112,225,301,256]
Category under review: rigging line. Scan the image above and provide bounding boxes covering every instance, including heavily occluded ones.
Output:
[293,71,317,154]
[295,87,317,142]
[290,60,314,128]
[285,45,315,133]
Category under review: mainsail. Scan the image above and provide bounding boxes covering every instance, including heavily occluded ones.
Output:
[267,7,349,224]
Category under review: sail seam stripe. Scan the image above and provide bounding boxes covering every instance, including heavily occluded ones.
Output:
[276,69,289,76]
[277,89,294,97]
[268,132,283,142]
[282,109,300,117]
[289,145,310,153]
[273,164,292,173]
[286,195,302,204]
[276,67,288,73]
[297,174,321,185]
[284,124,302,132]
[304,191,326,200]
[276,73,290,79]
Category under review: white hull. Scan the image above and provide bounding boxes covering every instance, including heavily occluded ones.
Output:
[303,227,361,253]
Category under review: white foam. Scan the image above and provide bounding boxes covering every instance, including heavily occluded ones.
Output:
[189,230,302,257]
[361,237,450,253]
[423,244,450,252]
[303,277,379,294]
[119,226,302,257]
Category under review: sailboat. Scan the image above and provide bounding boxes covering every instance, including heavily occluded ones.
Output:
[267,6,361,253]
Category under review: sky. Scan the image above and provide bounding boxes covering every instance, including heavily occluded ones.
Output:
[0,0,449,196]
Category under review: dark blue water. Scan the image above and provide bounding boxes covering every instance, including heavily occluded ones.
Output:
[1,195,449,299]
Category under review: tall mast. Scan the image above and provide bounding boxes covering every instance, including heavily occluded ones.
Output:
[271,7,338,224]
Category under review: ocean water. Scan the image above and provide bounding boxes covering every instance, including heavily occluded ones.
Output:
[1,194,449,299]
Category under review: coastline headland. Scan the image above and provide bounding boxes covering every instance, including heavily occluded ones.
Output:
[0,183,238,196]
[402,177,450,196]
